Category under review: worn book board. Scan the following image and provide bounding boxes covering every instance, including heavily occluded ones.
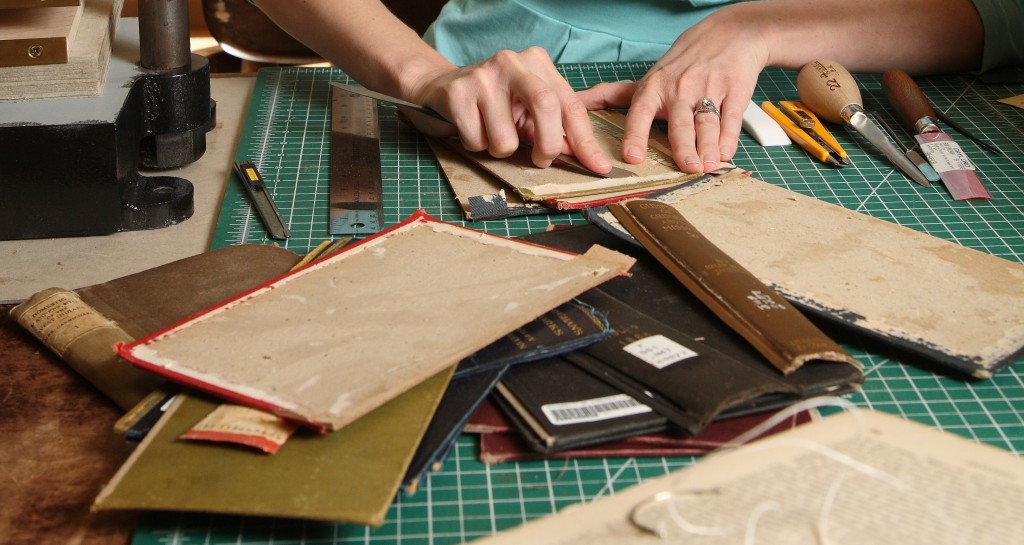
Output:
[136,64,1024,545]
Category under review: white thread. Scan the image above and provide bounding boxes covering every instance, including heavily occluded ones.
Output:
[629,396,917,544]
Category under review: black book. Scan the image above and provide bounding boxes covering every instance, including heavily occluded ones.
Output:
[494,356,668,452]
[401,300,613,491]
[520,225,863,433]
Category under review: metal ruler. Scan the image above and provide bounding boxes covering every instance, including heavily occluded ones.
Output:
[329,85,384,235]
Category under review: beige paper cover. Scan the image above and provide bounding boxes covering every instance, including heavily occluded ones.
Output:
[118,211,635,431]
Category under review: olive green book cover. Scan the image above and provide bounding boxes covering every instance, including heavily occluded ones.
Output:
[93,365,454,526]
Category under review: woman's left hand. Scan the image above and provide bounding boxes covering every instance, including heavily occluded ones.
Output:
[577,5,768,173]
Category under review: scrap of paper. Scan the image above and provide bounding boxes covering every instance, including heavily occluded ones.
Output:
[998,94,1024,110]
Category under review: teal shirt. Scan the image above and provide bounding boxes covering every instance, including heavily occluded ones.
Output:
[424,0,739,65]
[250,0,1023,71]
[423,0,1024,71]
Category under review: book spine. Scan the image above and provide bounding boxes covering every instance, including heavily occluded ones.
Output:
[10,287,163,410]
[606,200,856,375]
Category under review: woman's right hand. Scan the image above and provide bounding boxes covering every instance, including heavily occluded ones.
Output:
[409,47,613,174]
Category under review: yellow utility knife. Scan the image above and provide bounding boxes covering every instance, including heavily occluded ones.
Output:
[761,100,850,166]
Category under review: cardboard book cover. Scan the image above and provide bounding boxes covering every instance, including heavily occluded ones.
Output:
[116,211,635,432]
[586,170,1024,378]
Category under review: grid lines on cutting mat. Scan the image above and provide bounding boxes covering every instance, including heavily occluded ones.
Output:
[138,63,1024,545]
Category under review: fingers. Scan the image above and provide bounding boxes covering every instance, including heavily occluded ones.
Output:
[576,81,636,110]
[717,96,742,162]
[418,48,611,171]
[504,47,609,172]
[692,97,723,173]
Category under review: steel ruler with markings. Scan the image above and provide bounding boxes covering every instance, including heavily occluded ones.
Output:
[329,84,385,235]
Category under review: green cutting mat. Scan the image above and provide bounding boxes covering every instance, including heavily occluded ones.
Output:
[134,63,1024,545]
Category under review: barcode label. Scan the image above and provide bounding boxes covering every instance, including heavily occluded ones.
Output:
[623,334,697,369]
[542,394,652,426]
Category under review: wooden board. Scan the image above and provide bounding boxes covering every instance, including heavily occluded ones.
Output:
[0,0,121,98]
[0,5,83,67]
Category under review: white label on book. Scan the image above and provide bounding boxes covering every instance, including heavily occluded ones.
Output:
[542,394,652,426]
[622,334,698,369]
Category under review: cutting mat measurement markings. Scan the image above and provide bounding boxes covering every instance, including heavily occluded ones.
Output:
[330,84,384,235]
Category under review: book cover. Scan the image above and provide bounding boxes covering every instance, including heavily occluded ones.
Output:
[586,170,1024,377]
[521,225,864,433]
[495,356,668,452]
[432,111,715,218]
[116,211,635,431]
[471,399,811,464]
[403,300,614,492]
[11,244,303,410]
[455,299,612,379]
[4,244,304,545]
[93,367,454,525]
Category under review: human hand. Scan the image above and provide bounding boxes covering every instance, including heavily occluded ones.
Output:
[406,47,612,174]
[577,7,768,173]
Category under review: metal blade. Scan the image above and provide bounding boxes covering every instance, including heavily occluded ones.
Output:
[847,110,931,187]
[873,113,940,183]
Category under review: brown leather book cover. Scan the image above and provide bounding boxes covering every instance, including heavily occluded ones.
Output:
[10,244,303,409]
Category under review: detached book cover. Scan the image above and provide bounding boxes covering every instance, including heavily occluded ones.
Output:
[116,211,635,432]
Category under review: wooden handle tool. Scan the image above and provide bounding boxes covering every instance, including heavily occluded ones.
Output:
[797,59,930,187]
[881,69,939,134]
[880,69,991,200]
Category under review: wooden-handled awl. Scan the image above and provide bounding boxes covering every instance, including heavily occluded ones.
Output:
[797,59,931,187]
[881,69,991,200]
